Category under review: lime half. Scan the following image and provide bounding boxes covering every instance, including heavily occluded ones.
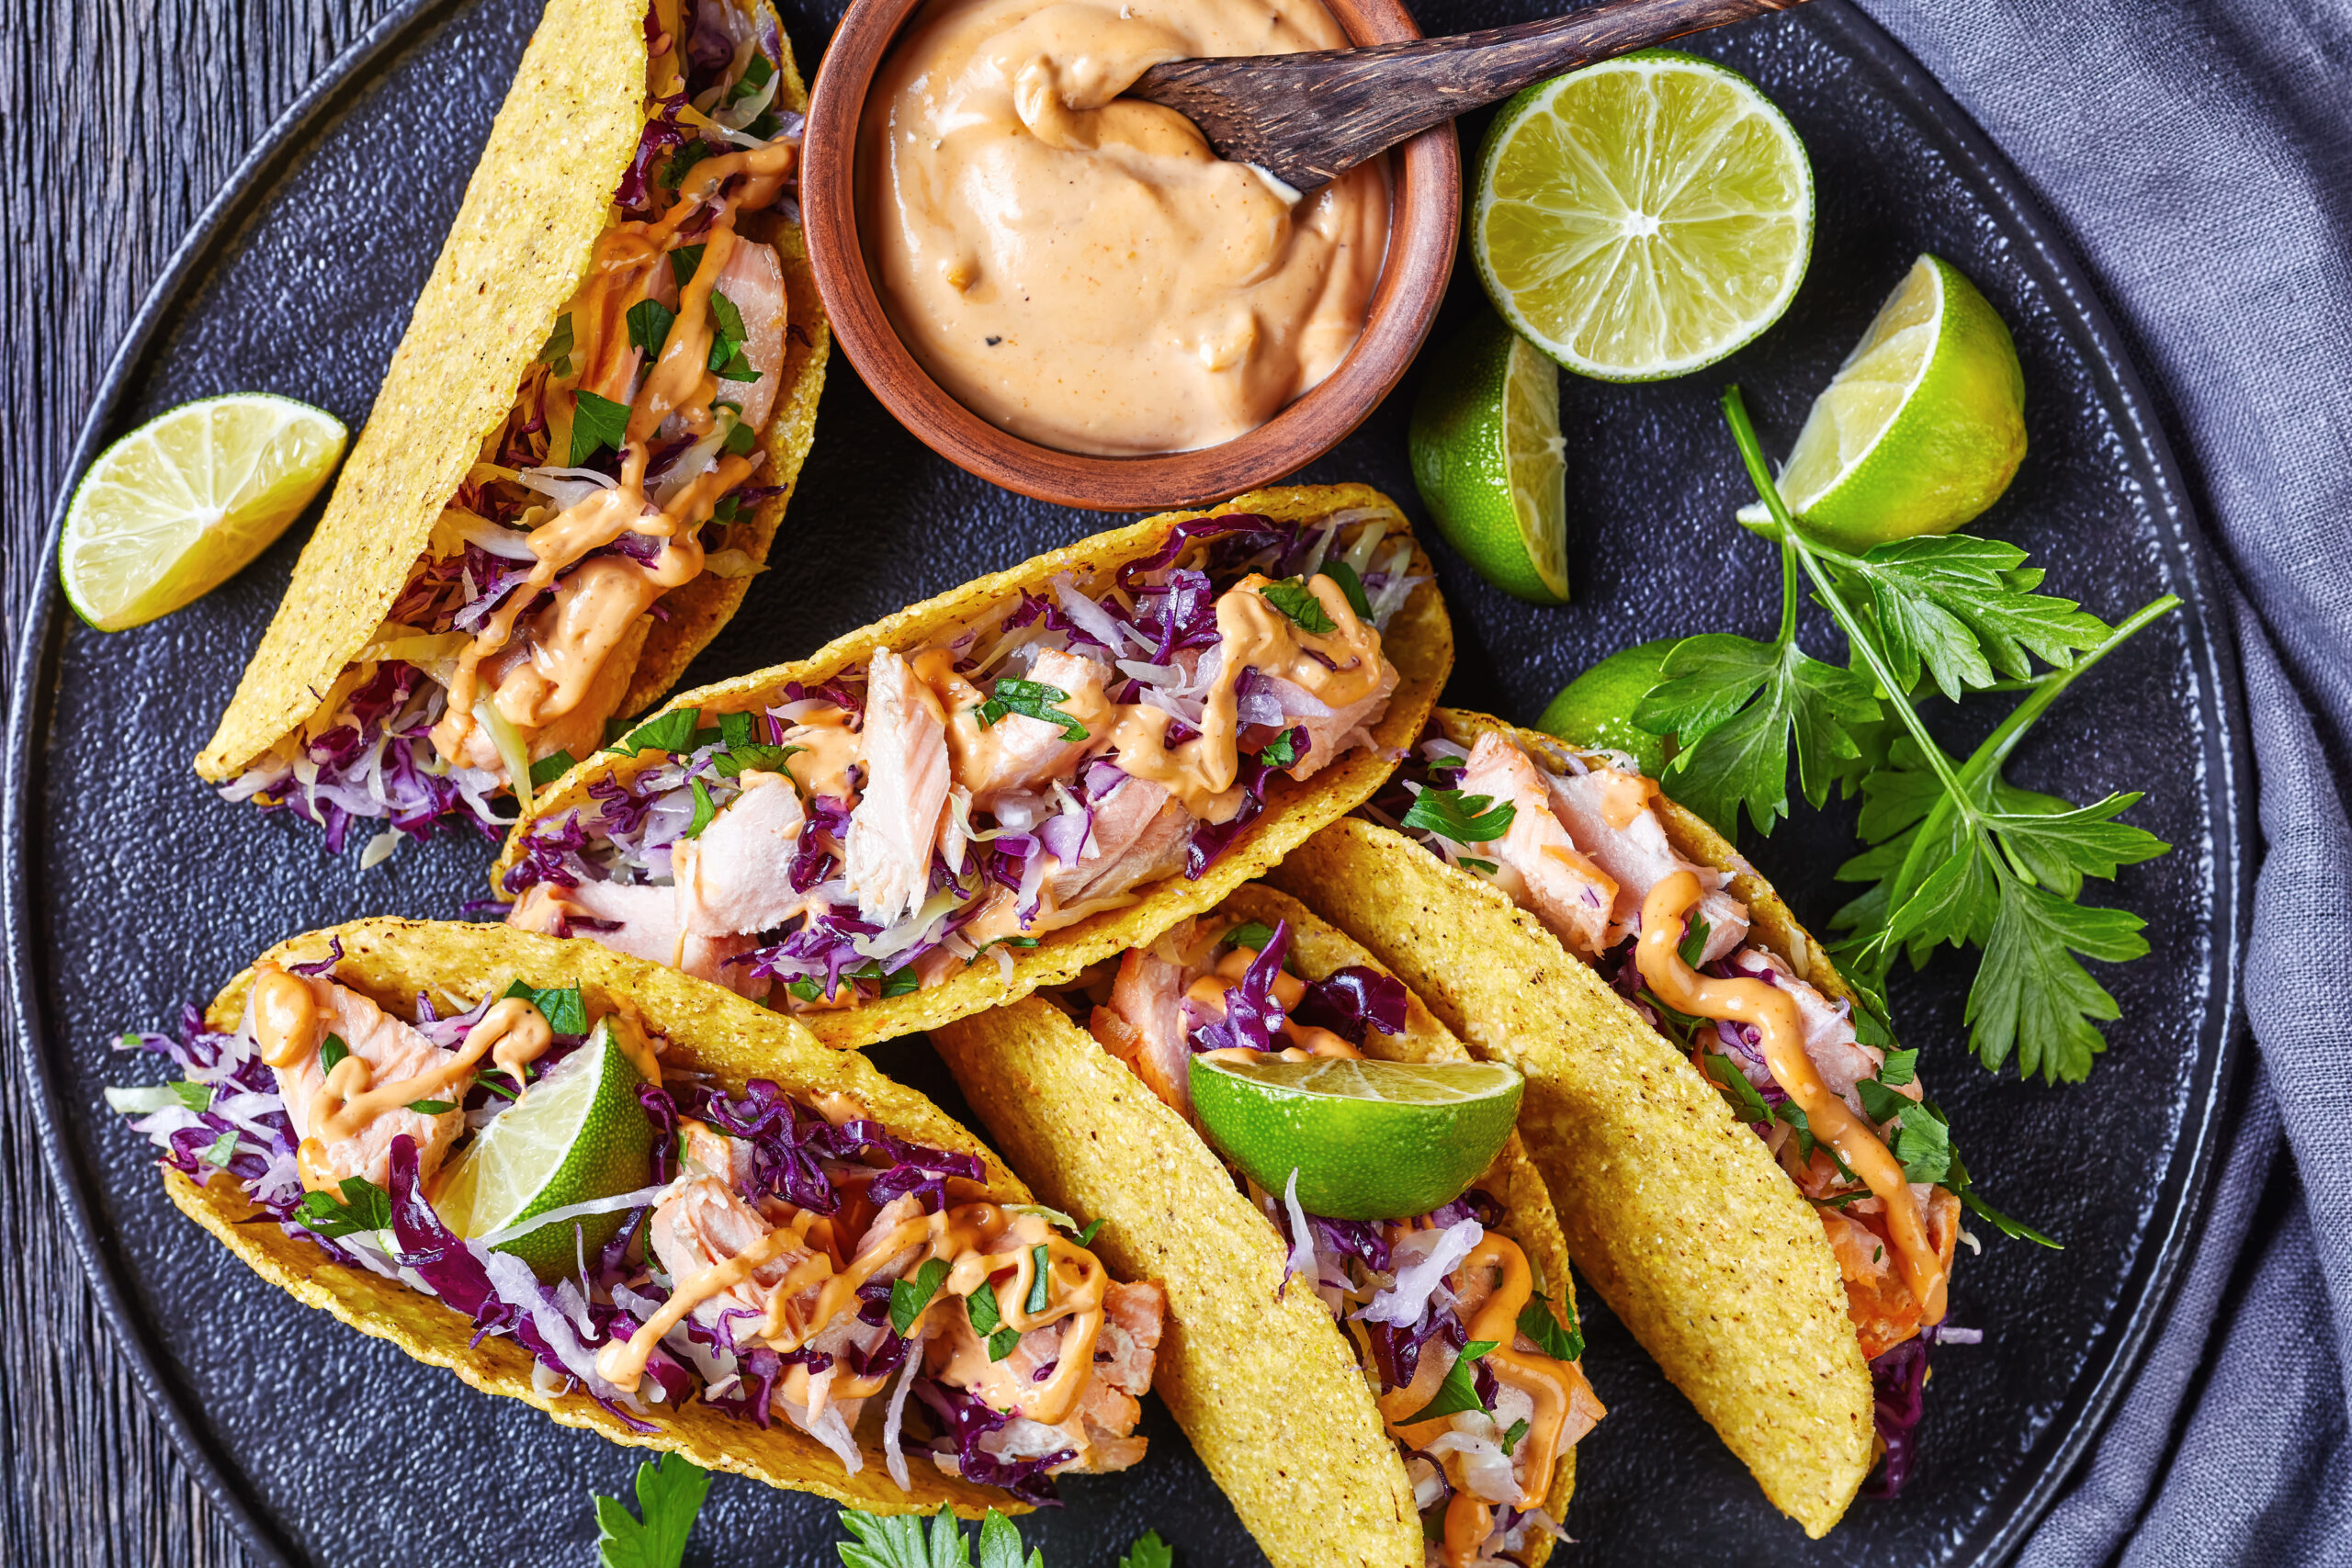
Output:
[1474,51,1814,381]
[1191,1055,1524,1221]
[1737,254,2026,548]
[1537,637,1681,777]
[1409,311,1570,605]
[60,392,346,632]
[435,1018,655,1280]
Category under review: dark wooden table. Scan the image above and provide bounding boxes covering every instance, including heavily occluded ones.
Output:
[1,2,415,1558]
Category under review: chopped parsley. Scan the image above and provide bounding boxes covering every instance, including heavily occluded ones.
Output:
[537,312,575,378]
[291,1175,393,1238]
[669,244,706,288]
[1517,1291,1584,1362]
[405,1099,458,1115]
[1221,920,1280,955]
[1257,728,1299,768]
[170,1080,213,1114]
[1396,1338,1498,1424]
[719,403,758,456]
[1678,914,1713,968]
[725,51,775,107]
[965,1285,1022,1361]
[1700,1052,1772,1127]
[1073,1217,1105,1247]
[1260,577,1336,635]
[200,1130,239,1168]
[684,777,718,839]
[1502,1417,1532,1456]
[502,979,588,1035]
[975,678,1088,741]
[318,1033,349,1075]
[593,1451,710,1568]
[658,137,718,191]
[1400,788,1516,844]
[706,289,759,382]
[1318,558,1374,621]
[570,389,631,464]
[626,298,675,358]
[889,1257,951,1336]
[527,750,577,789]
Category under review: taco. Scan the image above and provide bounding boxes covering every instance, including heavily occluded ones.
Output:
[107,919,1163,1512]
[492,485,1452,1047]
[932,885,1604,1568]
[194,0,830,862]
[1266,709,1975,1535]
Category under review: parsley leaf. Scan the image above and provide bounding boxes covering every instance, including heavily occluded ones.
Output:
[720,405,759,456]
[1967,882,2146,1083]
[170,1079,213,1114]
[1678,914,1713,968]
[1502,1417,1532,1455]
[965,1286,1022,1360]
[1774,1101,1858,1183]
[1879,1047,1919,1087]
[1118,1531,1174,1568]
[1637,632,1878,836]
[669,244,705,288]
[502,979,587,1036]
[200,1130,239,1167]
[606,708,702,758]
[627,298,675,359]
[729,52,776,104]
[975,678,1088,741]
[1257,728,1299,767]
[1025,1243,1053,1314]
[1826,534,2115,700]
[318,1034,349,1075]
[889,1257,951,1336]
[977,1513,1043,1568]
[1223,920,1280,954]
[537,312,575,378]
[837,1510,963,1568]
[1401,788,1516,843]
[1074,1217,1106,1247]
[291,1175,392,1238]
[406,1099,458,1114]
[1259,577,1337,635]
[684,777,718,840]
[706,289,760,381]
[570,389,631,464]
[527,750,577,789]
[1397,1339,1498,1425]
[1318,558,1374,621]
[594,1453,710,1568]
[660,138,716,190]
[1517,1292,1584,1361]
[1698,1052,1771,1126]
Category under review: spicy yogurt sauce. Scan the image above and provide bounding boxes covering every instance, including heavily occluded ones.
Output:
[859,0,1389,455]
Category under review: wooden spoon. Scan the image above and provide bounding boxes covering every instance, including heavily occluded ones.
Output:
[1125,0,1811,192]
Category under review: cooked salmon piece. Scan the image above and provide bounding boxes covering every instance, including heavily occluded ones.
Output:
[1821,1186,1959,1359]
[707,239,787,434]
[843,647,951,926]
[1724,946,1885,1108]
[508,880,768,1000]
[261,978,463,1189]
[1049,776,1190,906]
[1098,947,1193,1117]
[1457,733,1618,958]
[648,1171,819,1335]
[929,1278,1162,1475]
[948,648,1113,809]
[1545,763,1748,958]
[673,769,804,936]
[1282,654,1398,781]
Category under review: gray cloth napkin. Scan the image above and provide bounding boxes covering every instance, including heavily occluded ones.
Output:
[1858,1,2352,1560]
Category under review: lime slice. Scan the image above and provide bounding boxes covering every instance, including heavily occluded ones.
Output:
[60,392,346,632]
[1536,637,1681,777]
[1408,311,1570,605]
[1190,1055,1524,1221]
[1736,254,2026,548]
[1473,51,1814,382]
[435,1019,655,1280]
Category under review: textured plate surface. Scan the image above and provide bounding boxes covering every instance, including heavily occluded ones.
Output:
[5,0,2246,1564]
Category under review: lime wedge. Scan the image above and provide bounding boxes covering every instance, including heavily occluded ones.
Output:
[1536,637,1682,777]
[1736,254,2027,547]
[1408,311,1570,604]
[59,392,346,632]
[435,1018,654,1280]
[1190,1055,1524,1222]
[1473,51,1814,381]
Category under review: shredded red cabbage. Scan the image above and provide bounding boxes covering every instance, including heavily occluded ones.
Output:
[1289,965,1408,1045]
[910,1381,1070,1505]
[1861,1334,1931,1497]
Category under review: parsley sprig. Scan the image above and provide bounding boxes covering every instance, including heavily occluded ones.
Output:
[1638,388,2175,1085]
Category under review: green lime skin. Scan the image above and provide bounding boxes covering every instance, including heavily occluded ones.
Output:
[1535,637,1682,777]
[1190,1056,1524,1222]
[1408,310,1570,606]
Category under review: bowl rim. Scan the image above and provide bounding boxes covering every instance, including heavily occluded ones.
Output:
[801,0,1461,511]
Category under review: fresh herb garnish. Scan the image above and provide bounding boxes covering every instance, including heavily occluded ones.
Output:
[1318,558,1374,621]
[627,298,675,358]
[965,1286,1022,1361]
[1854,1079,1955,1184]
[1879,1046,1919,1087]
[1400,788,1516,844]
[706,289,760,382]
[1397,1339,1498,1425]
[318,1033,349,1075]
[537,313,576,378]
[200,1130,239,1168]
[171,1079,213,1114]
[786,977,823,1003]
[1626,387,2174,1085]
[1699,1052,1771,1126]
[1257,729,1299,768]
[720,403,759,456]
[1501,1417,1532,1455]
[669,244,706,288]
[889,1257,951,1336]
[594,1452,710,1568]
[1117,1531,1173,1568]
[1024,1243,1054,1314]
[711,493,741,525]
[1456,856,1499,874]
[1677,914,1713,968]
[837,1508,1046,1568]
[658,138,717,191]
[975,678,1088,741]
[607,708,702,757]
[726,51,775,106]
[1222,920,1280,955]
[502,979,587,1035]
[1773,1100,1859,1183]
[291,1175,393,1238]
[1260,577,1337,635]
[570,389,632,464]
[527,750,577,789]
[1517,1291,1584,1362]
[405,1099,458,1114]
[1074,1217,1105,1247]
[684,777,718,839]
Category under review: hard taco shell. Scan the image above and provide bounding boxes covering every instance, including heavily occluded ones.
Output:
[194,0,830,783]
[497,484,1453,1050]
[161,918,1024,1516]
[931,885,1577,1568]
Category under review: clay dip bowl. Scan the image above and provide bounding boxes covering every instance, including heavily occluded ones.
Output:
[800,0,1461,511]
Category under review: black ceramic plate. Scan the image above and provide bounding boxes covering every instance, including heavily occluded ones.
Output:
[5,1,2247,1563]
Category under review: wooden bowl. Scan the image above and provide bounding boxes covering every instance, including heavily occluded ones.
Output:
[801,0,1460,511]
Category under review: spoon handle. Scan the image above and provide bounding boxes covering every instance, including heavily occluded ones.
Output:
[1129,0,1812,190]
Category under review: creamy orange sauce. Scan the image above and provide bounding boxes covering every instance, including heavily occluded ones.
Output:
[596,1200,1108,1424]
[860,0,1388,455]
[252,967,324,1068]
[308,997,551,1147]
[1186,945,1362,1061]
[781,704,863,800]
[1635,871,1948,1323]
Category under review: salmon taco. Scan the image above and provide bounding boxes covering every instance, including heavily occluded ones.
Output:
[491,485,1452,1046]
[1267,709,2002,1535]
[932,885,1604,1568]
[106,919,1163,1512]
[195,0,830,863]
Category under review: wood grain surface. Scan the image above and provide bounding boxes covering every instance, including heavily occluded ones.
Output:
[0,4,401,1560]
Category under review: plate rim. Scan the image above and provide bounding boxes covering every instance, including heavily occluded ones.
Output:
[1,1,2255,1563]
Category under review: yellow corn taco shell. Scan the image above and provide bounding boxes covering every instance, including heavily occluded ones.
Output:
[932,885,1579,1568]
[193,0,831,784]
[160,918,1028,1517]
[495,484,1453,1049]
[1265,709,1876,1538]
